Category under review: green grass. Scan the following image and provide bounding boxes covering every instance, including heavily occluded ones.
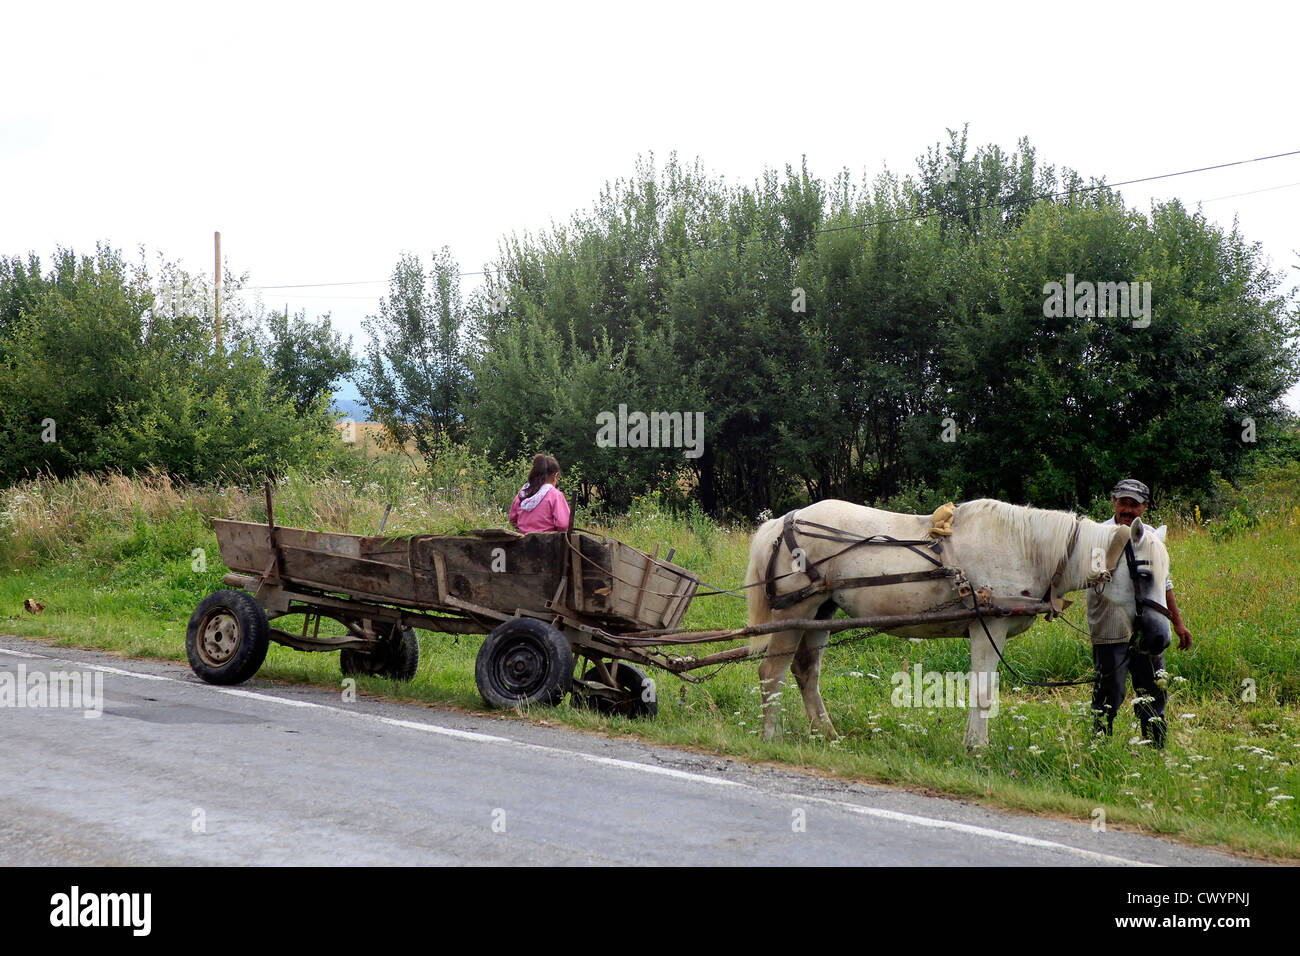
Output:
[2,463,1298,860]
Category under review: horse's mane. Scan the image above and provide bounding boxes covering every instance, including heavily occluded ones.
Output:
[954,498,1080,569]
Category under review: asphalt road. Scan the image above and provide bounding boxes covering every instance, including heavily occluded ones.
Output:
[0,635,1258,866]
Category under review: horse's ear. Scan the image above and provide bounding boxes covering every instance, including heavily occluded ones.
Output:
[1104,524,1129,570]
[1154,524,1167,542]
[1130,517,1146,544]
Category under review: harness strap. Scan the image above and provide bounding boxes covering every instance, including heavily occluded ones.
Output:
[793,518,946,568]
[1125,541,1174,620]
[770,567,956,611]
[765,511,813,604]
[765,510,950,605]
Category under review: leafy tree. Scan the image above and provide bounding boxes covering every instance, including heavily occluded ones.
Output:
[355,247,470,461]
[0,244,343,485]
[262,308,355,415]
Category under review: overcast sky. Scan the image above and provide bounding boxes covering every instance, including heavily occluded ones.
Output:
[3,1,1296,407]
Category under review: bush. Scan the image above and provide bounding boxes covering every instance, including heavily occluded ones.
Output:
[0,245,347,486]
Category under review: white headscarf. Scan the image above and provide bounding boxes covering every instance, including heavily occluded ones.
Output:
[517,482,554,512]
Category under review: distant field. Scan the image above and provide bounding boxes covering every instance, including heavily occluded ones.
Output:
[333,421,417,458]
[2,463,1297,860]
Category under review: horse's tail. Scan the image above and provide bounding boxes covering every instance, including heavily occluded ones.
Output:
[746,517,780,658]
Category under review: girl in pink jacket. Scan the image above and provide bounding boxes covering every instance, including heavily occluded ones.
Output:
[509,454,572,533]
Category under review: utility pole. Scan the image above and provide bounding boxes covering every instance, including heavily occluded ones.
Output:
[214,230,222,350]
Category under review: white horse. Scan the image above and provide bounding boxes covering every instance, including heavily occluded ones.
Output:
[743,498,1171,747]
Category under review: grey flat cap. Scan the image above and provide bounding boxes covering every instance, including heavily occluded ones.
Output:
[1112,478,1150,503]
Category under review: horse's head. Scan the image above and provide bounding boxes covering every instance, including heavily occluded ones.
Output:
[1094,518,1172,654]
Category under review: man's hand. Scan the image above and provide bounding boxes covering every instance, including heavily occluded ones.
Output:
[1167,588,1191,650]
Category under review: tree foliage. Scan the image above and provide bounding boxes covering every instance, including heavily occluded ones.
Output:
[0,245,344,484]
[448,138,1296,516]
[355,247,470,460]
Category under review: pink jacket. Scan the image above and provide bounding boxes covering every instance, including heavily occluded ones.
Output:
[509,485,572,534]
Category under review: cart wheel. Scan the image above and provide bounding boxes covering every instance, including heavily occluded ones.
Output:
[186,590,270,685]
[475,618,572,710]
[341,626,420,681]
[577,662,658,719]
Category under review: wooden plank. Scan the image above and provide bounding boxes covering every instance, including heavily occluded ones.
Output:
[626,602,1053,650]
[629,543,658,622]
[569,532,584,613]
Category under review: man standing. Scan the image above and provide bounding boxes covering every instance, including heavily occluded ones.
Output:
[1087,478,1192,747]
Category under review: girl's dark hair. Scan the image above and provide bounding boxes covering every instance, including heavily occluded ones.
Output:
[521,454,560,500]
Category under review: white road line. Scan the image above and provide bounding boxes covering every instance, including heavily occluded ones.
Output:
[377,716,510,743]
[0,639,1153,864]
[215,687,326,708]
[523,746,744,787]
[1,646,171,679]
[80,663,171,681]
[793,793,1156,867]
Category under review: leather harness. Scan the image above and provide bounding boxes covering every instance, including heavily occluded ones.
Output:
[763,510,955,612]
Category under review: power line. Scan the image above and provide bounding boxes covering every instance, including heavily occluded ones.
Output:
[253,280,386,289]
[243,147,1300,292]
[1195,180,1300,204]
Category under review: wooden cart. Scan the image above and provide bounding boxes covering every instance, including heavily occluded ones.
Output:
[185,486,700,716]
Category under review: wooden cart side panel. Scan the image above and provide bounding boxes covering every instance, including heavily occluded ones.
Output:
[416,533,565,614]
[215,520,698,631]
[574,535,699,630]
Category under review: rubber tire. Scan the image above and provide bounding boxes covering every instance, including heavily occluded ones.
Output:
[475,617,573,710]
[341,626,420,681]
[186,590,270,685]
[577,662,659,719]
